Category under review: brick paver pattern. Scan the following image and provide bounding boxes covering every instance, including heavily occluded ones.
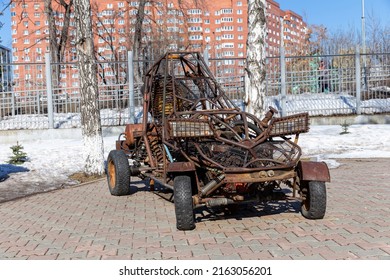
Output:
[0,158,389,260]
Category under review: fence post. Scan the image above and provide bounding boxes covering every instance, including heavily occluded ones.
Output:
[203,48,209,67]
[45,53,54,128]
[37,93,41,114]
[128,51,135,124]
[11,92,15,117]
[280,46,287,117]
[355,49,362,115]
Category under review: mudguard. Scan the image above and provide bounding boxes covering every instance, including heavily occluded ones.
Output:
[296,161,330,182]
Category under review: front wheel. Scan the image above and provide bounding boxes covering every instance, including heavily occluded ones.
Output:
[174,175,195,230]
[300,181,326,219]
[107,150,131,196]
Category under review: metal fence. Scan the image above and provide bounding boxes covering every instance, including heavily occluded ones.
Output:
[265,50,390,117]
[1,50,389,130]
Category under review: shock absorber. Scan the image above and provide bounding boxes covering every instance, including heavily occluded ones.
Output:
[148,136,164,164]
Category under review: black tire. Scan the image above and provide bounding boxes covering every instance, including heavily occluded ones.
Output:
[174,175,195,230]
[301,181,326,219]
[106,150,131,196]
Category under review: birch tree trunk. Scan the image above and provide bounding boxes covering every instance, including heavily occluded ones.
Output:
[133,0,147,84]
[74,0,105,175]
[245,0,267,117]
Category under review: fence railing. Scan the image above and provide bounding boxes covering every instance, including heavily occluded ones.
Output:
[1,50,389,130]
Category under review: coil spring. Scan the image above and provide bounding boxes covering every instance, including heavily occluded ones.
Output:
[149,136,164,164]
[151,75,183,121]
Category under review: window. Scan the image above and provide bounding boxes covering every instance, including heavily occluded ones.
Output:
[222,43,234,48]
[221,17,233,22]
[187,9,201,15]
[118,2,124,8]
[222,34,234,39]
[188,26,202,32]
[222,26,233,31]
[237,10,242,15]
[221,8,233,14]
[23,30,29,35]
[23,39,30,44]
[189,35,202,40]
[187,18,201,23]
[237,1,242,6]
[223,51,234,56]
[107,3,113,8]
[35,21,41,26]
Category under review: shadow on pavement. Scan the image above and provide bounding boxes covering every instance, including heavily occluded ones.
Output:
[127,179,302,224]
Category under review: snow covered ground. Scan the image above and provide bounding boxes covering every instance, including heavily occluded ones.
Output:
[0,123,389,200]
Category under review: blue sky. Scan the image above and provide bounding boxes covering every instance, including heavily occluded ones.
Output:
[0,0,12,47]
[277,0,390,31]
[1,0,390,48]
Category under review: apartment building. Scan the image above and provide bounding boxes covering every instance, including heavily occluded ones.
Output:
[0,45,12,92]
[10,0,307,91]
[266,0,308,56]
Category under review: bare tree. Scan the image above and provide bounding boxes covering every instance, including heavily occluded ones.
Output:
[74,0,105,175]
[245,0,267,117]
[42,0,75,105]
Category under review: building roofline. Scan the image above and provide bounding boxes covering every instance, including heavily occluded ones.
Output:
[0,44,12,52]
[283,10,303,20]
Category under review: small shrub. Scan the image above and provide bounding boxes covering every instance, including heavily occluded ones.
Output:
[340,121,350,135]
[8,142,28,165]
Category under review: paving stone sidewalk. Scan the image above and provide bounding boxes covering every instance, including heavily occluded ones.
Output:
[0,158,389,260]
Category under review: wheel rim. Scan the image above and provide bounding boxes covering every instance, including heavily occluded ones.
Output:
[303,189,310,211]
[108,159,116,189]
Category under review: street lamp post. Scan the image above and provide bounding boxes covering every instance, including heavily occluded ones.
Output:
[361,0,367,90]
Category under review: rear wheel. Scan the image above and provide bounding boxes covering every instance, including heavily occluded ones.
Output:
[301,181,326,219]
[174,175,195,230]
[107,150,131,196]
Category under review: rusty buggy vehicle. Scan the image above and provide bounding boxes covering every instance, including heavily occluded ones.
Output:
[106,51,330,230]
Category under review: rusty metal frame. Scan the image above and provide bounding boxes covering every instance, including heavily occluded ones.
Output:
[119,51,322,204]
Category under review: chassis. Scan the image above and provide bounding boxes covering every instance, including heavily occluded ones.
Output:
[106,52,330,230]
